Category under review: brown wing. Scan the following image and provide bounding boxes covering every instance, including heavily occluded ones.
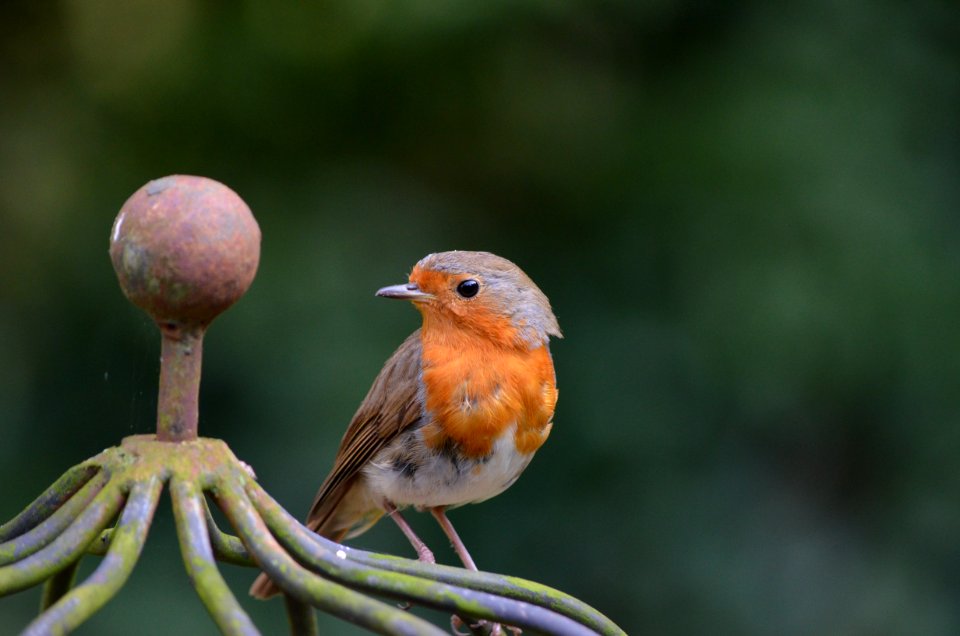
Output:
[303,329,424,534]
[250,331,423,600]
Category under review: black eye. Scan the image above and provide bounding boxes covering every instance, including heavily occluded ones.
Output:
[456,279,480,298]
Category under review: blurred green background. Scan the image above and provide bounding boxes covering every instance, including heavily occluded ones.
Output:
[1,0,959,634]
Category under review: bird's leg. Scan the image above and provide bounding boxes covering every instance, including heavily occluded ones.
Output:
[430,507,478,570]
[431,507,509,636]
[383,501,435,564]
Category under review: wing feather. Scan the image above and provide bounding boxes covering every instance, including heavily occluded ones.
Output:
[304,330,424,532]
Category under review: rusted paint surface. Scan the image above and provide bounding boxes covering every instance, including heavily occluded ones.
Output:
[109,175,261,328]
[155,328,204,442]
[117,435,244,485]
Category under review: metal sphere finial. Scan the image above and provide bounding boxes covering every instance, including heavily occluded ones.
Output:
[110,175,261,328]
[109,175,261,441]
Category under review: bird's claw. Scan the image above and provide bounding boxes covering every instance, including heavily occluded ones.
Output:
[450,615,472,636]
[417,545,436,564]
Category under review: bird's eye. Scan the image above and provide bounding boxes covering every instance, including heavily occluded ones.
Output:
[456,279,480,298]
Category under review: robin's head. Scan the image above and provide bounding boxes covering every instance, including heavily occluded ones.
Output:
[376,251,562,348]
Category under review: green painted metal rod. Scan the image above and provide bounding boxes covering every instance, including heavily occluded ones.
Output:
[84,529,114,558]
[198,500,319,636]
[284,595,320,636]
[213,477,447,636]
[345,554,625,636]
[0,471,109,566]
[39,559,81,611]
[0,465,100,543]
[202,499,255,566]
[21,477,162,635]
[171,479,259,636]
[247,481,623,635]
[0,481,125,596]
[87,501,252,566]
[246,480,595,635]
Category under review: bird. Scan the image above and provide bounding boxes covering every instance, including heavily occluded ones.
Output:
[250,250,561,604]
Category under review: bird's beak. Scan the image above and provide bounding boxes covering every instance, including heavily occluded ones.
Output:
[375,283,433,302]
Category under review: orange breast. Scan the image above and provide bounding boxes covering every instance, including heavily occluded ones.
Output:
[419,330,558,458]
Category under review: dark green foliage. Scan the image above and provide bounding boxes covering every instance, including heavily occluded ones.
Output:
[0,1,958,633]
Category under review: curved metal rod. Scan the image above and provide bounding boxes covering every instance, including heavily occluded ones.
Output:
[212,477,447,636]
[0,464,100,542]
[21,477,162,636]
[253,481,622,634]
[170,478,259,636]
[88,494,253,564]
[246,481,593,636]
[202,498,255,566]
[284,594,320,636]
[85,528,113,557]
[346,552,624,636]
[0,479,125,596]
[0,470,110,566]
[40,558,82,610]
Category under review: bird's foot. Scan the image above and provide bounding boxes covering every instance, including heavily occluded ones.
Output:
[417,544,436,564]
[450,615,472,636]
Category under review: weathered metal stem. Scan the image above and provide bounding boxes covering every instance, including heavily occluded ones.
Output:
[157,327,205,442]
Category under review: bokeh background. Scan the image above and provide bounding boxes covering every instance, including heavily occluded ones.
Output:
[2,1,959,634]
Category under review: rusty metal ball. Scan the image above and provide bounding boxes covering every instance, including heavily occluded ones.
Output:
[110,175,261,327]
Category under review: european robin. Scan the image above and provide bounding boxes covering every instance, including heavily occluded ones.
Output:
[250,250,561,605]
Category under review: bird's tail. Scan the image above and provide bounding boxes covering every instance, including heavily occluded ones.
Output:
[249,480,384,600]
[248,515,349,600]
[249,570,281,600]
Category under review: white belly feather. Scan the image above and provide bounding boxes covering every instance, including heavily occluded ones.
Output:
[363,424,533,509]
